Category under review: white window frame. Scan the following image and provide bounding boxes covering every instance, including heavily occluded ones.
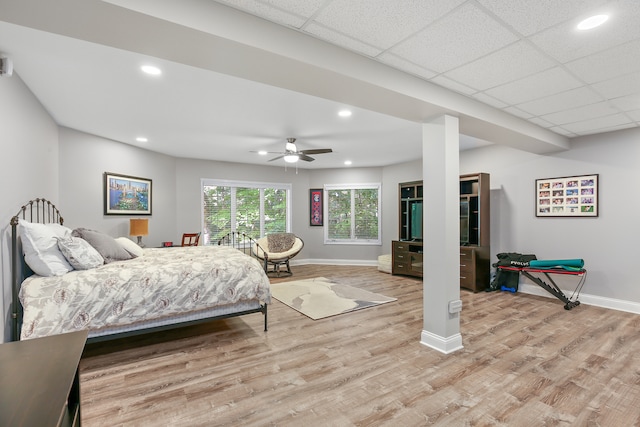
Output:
[323,183,382,245]
[201,179,292,243]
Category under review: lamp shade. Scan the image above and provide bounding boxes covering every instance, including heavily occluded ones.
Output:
[129,218,149,236]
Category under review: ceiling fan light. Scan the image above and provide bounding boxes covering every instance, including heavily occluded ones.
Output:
[284,154,299,163]
[285,141,297,152]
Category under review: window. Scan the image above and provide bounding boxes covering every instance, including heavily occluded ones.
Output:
[202,179,291,244]
[324,183,381,245]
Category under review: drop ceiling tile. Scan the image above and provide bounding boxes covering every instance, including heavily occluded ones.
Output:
[608,93,640,111]
[516,87,603,117]
[477,0,607,36]
[219,0,325,19]
[591,71,640,99]
[429,75,476,96]
[565,39,640,83]
[214,0,321,27]
[389,2,518,73]
[376,52,438,80]
[529,2,640,63]
[444,41,556,91]
[541,101,619,125]
[484,67,584,105]
[573,122,637,135]
[472,92,509,109]
[561,113,632,134]
[312,0,465,51]
[304,23,382,57]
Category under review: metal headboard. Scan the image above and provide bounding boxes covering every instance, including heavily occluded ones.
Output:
[217,231,262,259]
[10,198,64,341]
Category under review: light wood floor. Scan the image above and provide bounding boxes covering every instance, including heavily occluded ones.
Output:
[80,265,640,426]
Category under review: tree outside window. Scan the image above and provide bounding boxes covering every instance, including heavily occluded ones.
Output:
[202,180,291,244]
[325,183,381,245]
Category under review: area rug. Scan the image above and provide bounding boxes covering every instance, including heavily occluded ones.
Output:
[270,277,397,320]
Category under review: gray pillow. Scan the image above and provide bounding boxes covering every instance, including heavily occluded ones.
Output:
[71,228,132,263]
[57,236,104,269]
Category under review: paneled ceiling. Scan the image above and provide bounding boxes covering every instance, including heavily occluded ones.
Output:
[212,0,640,137]
[1,0,638,169]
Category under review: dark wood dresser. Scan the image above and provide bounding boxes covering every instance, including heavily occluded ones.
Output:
[0,330,88,427]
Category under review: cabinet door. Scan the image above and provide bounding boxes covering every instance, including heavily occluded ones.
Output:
[409,252,423,276]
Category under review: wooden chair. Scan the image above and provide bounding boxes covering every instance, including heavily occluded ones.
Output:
[181,232,200,246]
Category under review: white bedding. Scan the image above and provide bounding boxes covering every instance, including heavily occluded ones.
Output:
[19,246,271,340]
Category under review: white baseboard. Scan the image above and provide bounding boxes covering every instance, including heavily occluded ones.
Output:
[291,258,377,267]
[518,283,640,315]
[290,260,640,315]
[420,330,463,354]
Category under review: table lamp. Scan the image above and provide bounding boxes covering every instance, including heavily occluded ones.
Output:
[129,218,149,247]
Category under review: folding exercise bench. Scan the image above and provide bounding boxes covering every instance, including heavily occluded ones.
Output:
[497,259,586,310]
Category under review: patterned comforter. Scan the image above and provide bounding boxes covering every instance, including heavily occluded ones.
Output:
[19,246,271,339]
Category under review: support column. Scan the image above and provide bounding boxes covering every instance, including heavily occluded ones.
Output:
[421,115,463,354]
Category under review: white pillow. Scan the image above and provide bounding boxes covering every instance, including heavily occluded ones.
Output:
[18,219,73,276]
[57,236,104,270]
[115,237,144,258]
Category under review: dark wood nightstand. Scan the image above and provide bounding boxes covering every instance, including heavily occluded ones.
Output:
[0,330,88,427]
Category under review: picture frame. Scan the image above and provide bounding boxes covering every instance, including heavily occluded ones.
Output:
[309,188,323,226]
[535,174,598,217]
[104,172,152,215]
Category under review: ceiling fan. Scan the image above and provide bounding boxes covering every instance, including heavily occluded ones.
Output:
[265,138,332,163]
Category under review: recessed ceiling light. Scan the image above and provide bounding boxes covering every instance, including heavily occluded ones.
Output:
[577,14,609,30]
[141,65,162,75]
[136,137,148,142]
[344,160,352,166]
[338,109,352,118]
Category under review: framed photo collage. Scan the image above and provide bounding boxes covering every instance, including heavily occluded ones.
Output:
[535,174,598,217]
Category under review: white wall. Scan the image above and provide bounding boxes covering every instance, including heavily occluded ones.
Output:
[0,73,59,341]
[307,167,385,262]
[460,127,640,307]
[175,157,311,245]
[4,69,639,342]
[381,159,422,254]
[174,158,388,262]
[58,127,177,248]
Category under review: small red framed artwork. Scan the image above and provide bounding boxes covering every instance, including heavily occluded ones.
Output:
[310,188,323,226]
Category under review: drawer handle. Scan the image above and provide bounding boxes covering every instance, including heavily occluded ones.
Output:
[397,255,404,259]
[460,263,466,267]
[460,276,466,279]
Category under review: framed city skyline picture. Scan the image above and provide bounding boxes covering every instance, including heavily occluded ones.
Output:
[104,172,152,215]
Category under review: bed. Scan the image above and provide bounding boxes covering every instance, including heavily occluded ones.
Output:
[10,198,270,342]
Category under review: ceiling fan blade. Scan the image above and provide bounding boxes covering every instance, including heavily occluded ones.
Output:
[300,148,332,155]
[299,154,315,162]
[268,155,285,162]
